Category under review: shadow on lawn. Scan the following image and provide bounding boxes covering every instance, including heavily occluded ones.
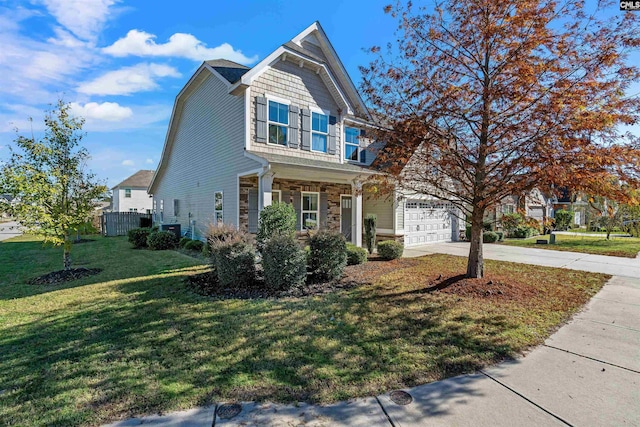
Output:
[0,271,523,426]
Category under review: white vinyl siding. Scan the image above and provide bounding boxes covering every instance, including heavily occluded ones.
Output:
[151,73,261,238]
[113,187,152,213]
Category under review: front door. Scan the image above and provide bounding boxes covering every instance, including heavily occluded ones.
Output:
[341,196,353,241]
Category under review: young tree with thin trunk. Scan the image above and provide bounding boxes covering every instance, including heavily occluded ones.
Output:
[361,0,640,278]
[1,100,107,270]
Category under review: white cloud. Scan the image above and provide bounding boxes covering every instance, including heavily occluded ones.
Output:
[103,29,258,64]
[145,158,154,164]
[77,63,181,96]
[40,0,117,41]
[121,159,134,166]
[70,101,132,122]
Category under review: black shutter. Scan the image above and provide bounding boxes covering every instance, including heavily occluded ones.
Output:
[288,105,299,148]
[301,109,311,151]
[319,192,328,229]
[327,116,337,155]
[292,191,302,231]
[256,97,267,143]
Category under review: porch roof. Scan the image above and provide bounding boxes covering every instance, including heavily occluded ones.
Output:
[246,151,377,175]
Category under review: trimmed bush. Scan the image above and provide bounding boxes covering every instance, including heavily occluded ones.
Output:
[377,240,404,260]
[483,231,499,243]
[147,230,179,250]
[555,209,573,231]
[364,214,377,254]
[184,239,204,252]
[262,234,307,290]
[179,236,192,248]
[512,226,538,239]
[257,203,297,251]
[207,224,255,287]
[495,231,504,242]
[346,243,368,265]
[128,227,151,248]
[308,230,347,281]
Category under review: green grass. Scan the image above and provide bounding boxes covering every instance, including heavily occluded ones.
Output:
[0,235,608,426]
[501,233,640,257]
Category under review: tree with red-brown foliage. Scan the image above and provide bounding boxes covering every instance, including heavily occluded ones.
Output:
[361,0,640,278]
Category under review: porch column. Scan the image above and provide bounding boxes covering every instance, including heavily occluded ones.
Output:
[352,180,363,247]
[258,172,275,211]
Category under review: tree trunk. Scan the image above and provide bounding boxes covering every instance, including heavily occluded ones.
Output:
[467,206,485,278]
[63,236,72,271]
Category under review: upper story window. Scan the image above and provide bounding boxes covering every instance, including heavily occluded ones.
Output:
[311,112,328,153]
[344,127,360,162]
[125,188,132,198]
[268,100,288,146]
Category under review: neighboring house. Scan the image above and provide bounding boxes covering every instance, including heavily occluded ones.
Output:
[488,189,553,226]
[550,187,587,226]
[112,170,154,213]
[149,22,459,247]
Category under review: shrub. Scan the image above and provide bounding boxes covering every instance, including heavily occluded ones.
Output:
[501,213,523,236]
[308,231,347,281]
[524,217,541,234]
[465,224,471,240]
[346,243,368,265]
[262,234,307,290]
[257,203,296,251]
[207,224,255,287]
[483,231,499,243]
[555,209,573,231]
[184,239,204,252]
[495,231,504,241]
[512,226,538,239]
[364,214,377,254]
[483,220,494,231]
[147,230,179,250]
[377,240,404,260]
[179,236,192,248]
[128,227,151,248]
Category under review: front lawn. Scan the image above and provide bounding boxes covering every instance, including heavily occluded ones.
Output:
[501,233,640,258]
[0,235,608,426]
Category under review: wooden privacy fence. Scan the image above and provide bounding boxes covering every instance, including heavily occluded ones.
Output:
[101,212,152,237]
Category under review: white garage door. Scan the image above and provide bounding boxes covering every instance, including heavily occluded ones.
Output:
[404,200,453,247]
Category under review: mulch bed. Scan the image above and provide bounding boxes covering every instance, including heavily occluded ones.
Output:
[187,256,539,302]
[29,268,102,285]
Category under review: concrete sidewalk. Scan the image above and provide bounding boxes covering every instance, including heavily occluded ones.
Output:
[105,274,640,426]
[404,241,640,278]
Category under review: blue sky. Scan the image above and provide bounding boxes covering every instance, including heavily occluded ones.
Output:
[0,0,396,187]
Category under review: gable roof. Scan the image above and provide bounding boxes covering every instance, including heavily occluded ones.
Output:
[113,170,155,190]
[205,59,250,84]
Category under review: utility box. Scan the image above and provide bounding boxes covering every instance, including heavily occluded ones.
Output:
[549,233,556,244]
[161,224,181,240]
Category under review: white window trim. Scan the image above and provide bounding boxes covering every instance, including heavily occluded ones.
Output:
[309,108,329,154]
[214,191,223,224]
[301,191,320,230]
[124,188,132,198]
[344,126,361,163]
[272,190,282,203]
[266,97,290,147]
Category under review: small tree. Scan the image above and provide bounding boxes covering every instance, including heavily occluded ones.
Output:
[554,210,573,231]
[0,100,107,270]
[589,196,623,240]
[500,213,523,238]
[364,214,377,254]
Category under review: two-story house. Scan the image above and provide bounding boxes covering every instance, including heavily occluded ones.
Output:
[149,22,458,247]
[112,170,154,213]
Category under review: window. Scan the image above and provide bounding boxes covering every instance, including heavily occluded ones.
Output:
[129,208,137,212]
[125,188,131,198]
[214,191,223,224]
[311,112,328,152]
[503,204,515,214]
[160,199,164,222]
[173,199,180,216]
[268,100,288,145]
[272,190,281,204]
[302,192,319,230]
[344,127,360,161]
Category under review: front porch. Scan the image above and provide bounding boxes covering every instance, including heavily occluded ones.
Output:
[239,175,363,245]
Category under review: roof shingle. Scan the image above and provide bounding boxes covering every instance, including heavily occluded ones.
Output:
[112,170,155,189]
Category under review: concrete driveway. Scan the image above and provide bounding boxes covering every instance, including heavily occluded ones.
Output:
[404,241,640,278]
[0,221,22,242]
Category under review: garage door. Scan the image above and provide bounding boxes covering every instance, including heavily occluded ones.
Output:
[404,200,453,246]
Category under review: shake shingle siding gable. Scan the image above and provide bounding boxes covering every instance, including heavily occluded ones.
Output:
[151,73,260,237]
[249,60,342,161]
